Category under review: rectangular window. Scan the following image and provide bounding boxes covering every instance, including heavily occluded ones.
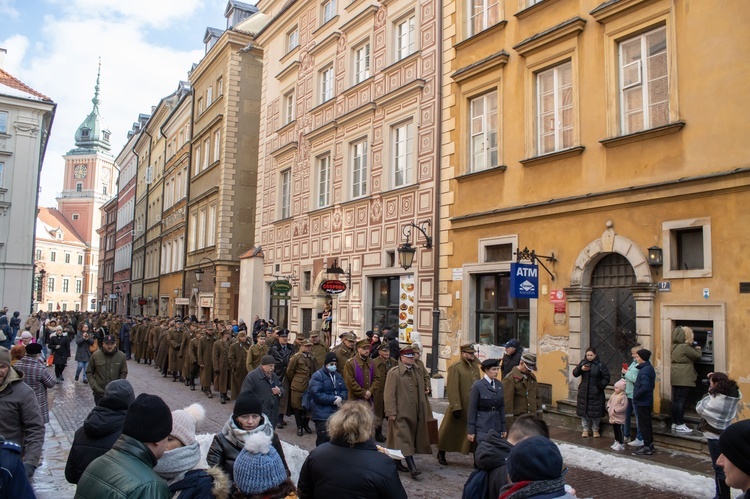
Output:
[194,145,201,175]
[72,213,79,220]
[78,254,83,265]
[619,26,668,135]
[75,303,80,311]
[198,97,204,114]
[317,155,331,208]
[287,27,299,52]
[207,204,216,246]
[469,0,500,36]
[0,162,4,187]
[393,122,414,186]
[475,273,530,346]
[62,302,67,311]
[372,277,401,333]
[198,209,207,249]
[469,92,498,172]
[321,66,334,102]
[537,61,573,155]
[203,138,210,168]
[353,43,370,84]
[0,111,7,134]
[47,277,55,292]
[322,0,336,23]
[76,279,82,294]
[62,279,69,293]
[35,249,41,260]
[102,185,107,195]
[280,169,291,219]
[50,251,56,262]
[213,130,221,163]
[396,15,416,61]
[189,212,197,251]
[206,86,213,106]
[65,253,71,264]
[351,140,368,198]
[76,183,83,192]
[284,91,295,125]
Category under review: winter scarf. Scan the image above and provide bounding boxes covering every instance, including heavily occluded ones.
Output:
[499,476,573,499]
[154,441,203,482]
[221,413,274,449]
[696,390,742,436]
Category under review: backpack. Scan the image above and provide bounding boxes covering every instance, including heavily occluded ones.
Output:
[462,468,489,499]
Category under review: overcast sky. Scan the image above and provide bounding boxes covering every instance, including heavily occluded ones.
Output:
[0,0,234,207]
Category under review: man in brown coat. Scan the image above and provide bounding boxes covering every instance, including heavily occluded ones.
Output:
[309,331,327,369]
[187,328,202,390]
[437,343,481,465]
[371,343,397,442]
[167,322,183,382]
[286,339,317,436]
[335,331,357,373]
[502,352,543,428]
[384,346,432,479]
[179,326,193,386]
[147,321,160,364]
[344,339,375,404]
[246,330,272,371]
[228,330,251,398]
[154,322,170,376]
[198,327,217,398]
[212,328,232,403]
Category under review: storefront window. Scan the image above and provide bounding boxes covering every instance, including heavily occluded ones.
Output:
[372,276,400,334]
[475,273,529,346]
[270,294,289,328]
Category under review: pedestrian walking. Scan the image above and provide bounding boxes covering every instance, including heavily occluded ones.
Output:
[308,352,348,446]
[74,325,95,383]
[270,330,295,428]
[334,331,356,373]
[287,339,317,436]
[86,334,128,405]
[119,318,132,360]
[670,326,702,433]
[502,352,543,429]
[572,347,610,438]
[213,328,232,404]
[199,327,217,398]
[15,343,55,423]
[343,339,374,406]
[371,343,397,443]
[9,311,21,346]
[229,331,251,399]
[500,339,523,379]
[48,325,71,383]
[0,315,12,350]
[633,348,656,456]
[167,321,183,383]
[241,355,283,429]
[309,331,327,370]
[246,330,271,371]
[467,358,506,445]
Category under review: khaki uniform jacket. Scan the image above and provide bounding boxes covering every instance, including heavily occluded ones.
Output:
[310,343,327,370]
[212,338,231,393]
[335,344,356,373]
[384,363,432,456]
[246,342,269,372]
[188,336,200,367]
[286,353,317,409]
[179,329,193,375]
[502,366,543,428]
[86,349,128,396]
[168,327,183,373]
[228,340,250,397]
[147,325,160,360]
[132,325,144,359]
[372,357,398,418]
[438,358,481,453]
[155,328,170,369]
[198,334,217,388]
[344,355,375,401]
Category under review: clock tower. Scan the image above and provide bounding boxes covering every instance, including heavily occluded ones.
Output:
[56,61,117,310]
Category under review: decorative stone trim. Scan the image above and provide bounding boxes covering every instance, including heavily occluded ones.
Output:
[520,145,584,167]
[455,165,507,182]
[454,21,508,50]
[599,121,685,148]
[374,78,425,108]
[451,51,509,83]
[590,0,655,23]
[340,5,378,33]
[513,17,586,57]
[275,60,301,81]
[515,0,563,20]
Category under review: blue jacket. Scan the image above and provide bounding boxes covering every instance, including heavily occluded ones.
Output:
[309,367,348,422]
[633,361,656,407]
[467,378,506,443]
[0,438,35,499]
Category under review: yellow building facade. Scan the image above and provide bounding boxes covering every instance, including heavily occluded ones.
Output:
[439,0,750,417]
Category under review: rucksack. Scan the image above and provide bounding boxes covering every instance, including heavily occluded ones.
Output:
[462,468,489,499]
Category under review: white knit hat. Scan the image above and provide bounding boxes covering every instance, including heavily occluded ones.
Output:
[170,403,205,446]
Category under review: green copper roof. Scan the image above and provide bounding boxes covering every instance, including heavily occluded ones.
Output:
[69,59,111,154]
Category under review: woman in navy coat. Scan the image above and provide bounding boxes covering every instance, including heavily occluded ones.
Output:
[467,358,506,445]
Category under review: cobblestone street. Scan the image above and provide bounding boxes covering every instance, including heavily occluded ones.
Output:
[33,353,710,498]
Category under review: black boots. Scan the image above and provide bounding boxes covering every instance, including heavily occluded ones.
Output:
[634,444,654,455]
[203,388,213,399]
[220,393,228,404]
[405,456,421,479]
[395,461,409,472]
[437,450,448,465]
[297,427,304,436]
[375,427,386,443]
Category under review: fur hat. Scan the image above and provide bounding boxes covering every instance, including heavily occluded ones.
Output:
[170,403,205,446]
[25,343,43,355]
[233,433,288,495]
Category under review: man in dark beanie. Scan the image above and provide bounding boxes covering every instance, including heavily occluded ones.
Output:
[241,354,283,428]
[499,435,575,498]
[717,420,750,498]
[75,393,172,498]
[632,348,656,456]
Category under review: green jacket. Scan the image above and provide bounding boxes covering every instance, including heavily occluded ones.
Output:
[86,348,128,396]
[670,327,702,387]
[75,435,170,499]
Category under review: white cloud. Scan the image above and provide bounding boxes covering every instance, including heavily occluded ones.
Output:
[0,0,20,20]
[47,0,204,27]
[0,34,29,74]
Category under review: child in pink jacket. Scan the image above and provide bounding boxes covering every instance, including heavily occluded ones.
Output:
[607,378,628,450]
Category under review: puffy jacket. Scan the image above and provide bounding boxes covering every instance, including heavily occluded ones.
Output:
[308,367,348,422]
[0,367,44,468]
[168,467,230,499]
[298,438,407,499]
[74,434,170,499]
[670,327,702,387]
[572,357,610,419]
[473,429,513,499]
[86,348,128,396]
[65,380,132,484]
[633,361,656,407]
[623,360,639,398]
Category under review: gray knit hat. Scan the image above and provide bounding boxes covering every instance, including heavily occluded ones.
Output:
[233,433,287,495]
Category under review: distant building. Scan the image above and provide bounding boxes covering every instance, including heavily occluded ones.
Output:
[0,48,56,313]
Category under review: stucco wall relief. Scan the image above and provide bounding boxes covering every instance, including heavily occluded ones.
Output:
[538,334,569,354]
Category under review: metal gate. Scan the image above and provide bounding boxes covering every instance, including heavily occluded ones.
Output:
[589,254,637,383]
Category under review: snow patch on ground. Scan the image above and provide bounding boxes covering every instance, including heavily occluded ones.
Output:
[557,442,714,499]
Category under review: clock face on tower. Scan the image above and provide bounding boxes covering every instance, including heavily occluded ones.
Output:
[74,164,87,179]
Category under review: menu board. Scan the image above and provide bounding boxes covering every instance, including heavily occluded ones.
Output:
[398,275,415,343]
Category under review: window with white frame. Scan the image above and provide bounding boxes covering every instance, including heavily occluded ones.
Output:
[351,139,368,198]
[206,86,213,106]
[0,111,7,134]
[287,27,299,52]
[217,77,223,96]
[317,155,331,208]
[469,91,498,172]
[469,0,500,36]
[194,145,201,175]
[203,138,210,169]
[619,26,668,135]
[322,0,336,24]
[0,162,4,187]
[76,279,82,294]
[207,204,216,246]
[280,169,291,219]
[395,14,416,61]
[284,91,295,125]
[662,218,712,279]
[320,65,334,103]
[536,61,573,155]
[189,211,197,251]
[198,98,204,114]
[198,209,207,249]
[393,122,414,186]
[353,43,370,84]
[213,130,221,163]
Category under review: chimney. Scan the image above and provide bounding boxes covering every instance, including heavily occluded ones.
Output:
[0,48,6,69]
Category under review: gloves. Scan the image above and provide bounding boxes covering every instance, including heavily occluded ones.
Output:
[452,410,462,420]
[24,463,36,478]
[333,396,342,407]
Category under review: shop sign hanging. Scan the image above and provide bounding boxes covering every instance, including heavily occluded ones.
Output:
[271,280,292,295]
[510,262,539,299]
[320,279,347,295]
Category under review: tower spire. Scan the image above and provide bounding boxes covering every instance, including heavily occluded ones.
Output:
[92,57,101,110]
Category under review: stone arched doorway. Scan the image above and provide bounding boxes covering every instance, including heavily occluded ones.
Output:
[564,224,655,393]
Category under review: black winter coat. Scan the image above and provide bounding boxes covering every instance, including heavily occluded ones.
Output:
[64,393,129,483]
[206,430,288,482]
[572,357,610,419]
[473,429,513,499]
[270,343,295,380]
[501,348,523,379]
[633,361,656,407]
[298,439,407,499]
[48,333,71,365]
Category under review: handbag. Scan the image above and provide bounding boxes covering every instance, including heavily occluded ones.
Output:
[427,418,439,445]
[89,340,99,354]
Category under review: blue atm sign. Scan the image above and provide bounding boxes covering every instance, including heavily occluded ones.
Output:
[510,263,539,299]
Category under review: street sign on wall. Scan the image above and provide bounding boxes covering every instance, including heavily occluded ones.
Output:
[271,280,292,295]
[510,262,539,299]
[320,279,347,295]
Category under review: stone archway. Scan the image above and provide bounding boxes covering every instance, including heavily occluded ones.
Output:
[564,222,656,394]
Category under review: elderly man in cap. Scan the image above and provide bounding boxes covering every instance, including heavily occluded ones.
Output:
[502,351,543,429]
[75,393,173,498]
[0,346,44,478]
[344,338,375,406]
[437,343,481,466]
[501,339,523,379]
[241,354,283,428]
[372,343,398,442]
[334,331,357,372]
[287,339,317,436]
[87,334,128,405]
[384,346,432,479]
[717,420,750,498]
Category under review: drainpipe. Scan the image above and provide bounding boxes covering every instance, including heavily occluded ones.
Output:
[430,0,443,376]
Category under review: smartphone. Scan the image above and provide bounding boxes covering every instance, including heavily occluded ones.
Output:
[622,363,629,370]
